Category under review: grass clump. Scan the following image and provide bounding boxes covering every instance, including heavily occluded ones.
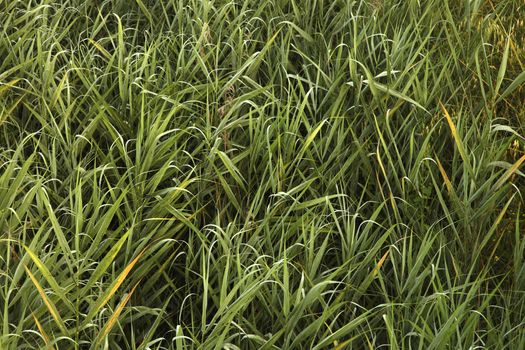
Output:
[1,0,525,348]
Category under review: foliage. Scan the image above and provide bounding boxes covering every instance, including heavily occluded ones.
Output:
[0,0,524,348]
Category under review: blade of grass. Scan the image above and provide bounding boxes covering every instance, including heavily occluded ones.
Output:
[24,266,68,335]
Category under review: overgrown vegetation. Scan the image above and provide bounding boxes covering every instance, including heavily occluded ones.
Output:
[1,0,525,348]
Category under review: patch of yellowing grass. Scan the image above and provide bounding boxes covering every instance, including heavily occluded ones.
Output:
[95,281,141,347]
[24,266,68,335]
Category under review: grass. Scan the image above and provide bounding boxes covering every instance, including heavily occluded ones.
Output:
[0,0,524,348]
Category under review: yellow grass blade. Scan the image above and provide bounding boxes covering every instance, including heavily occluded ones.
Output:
[439,101,474,177]
[95,281,141,347]
[101,251,144,308]
[0,79,21,96]
[494,154,525,189]
[435,155,464,214]
[371,250,389,278]
[32,311,50,347]
[84,249,145,324]
[440,102,458,142]
[88,38,111,59]
[24,266,68,335]
[23,245,74,312]
[334,337,354,350]
[436,157,454,194]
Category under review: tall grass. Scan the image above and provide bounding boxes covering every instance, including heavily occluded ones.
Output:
[0,0,524,348]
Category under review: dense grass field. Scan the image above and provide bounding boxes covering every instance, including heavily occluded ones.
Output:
[1,0,525,348]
